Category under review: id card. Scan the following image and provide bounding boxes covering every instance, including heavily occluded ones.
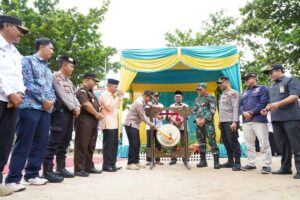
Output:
[279,85,285,93]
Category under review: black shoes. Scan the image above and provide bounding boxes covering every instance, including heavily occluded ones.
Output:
[74,170,89,177]
[196,160,208,168]
[271,169,293,175]
[220,162,233,168]
[113,166,122,171]
[232,163,241,171]
[242,165,257,170]
[56,168,75,178]
[42,171,64,183]
[169,160,177,165]
[87,168,102,174]
[293,174,300,179]
[103,166,116,172]
[213,155,221,169]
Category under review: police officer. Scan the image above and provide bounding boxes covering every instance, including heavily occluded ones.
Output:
[194,83,220,169]
[42,56,80,182]
[261,64,300,179]
[74,73,103,177]
[240,73,272,174]
[217,76,241,171]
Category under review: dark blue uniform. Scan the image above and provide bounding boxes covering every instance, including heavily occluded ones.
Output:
[268,75,300,176]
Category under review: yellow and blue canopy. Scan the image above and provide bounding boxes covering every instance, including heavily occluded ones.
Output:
[120,45,241,93]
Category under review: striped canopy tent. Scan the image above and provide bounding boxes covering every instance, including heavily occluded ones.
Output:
[119,45,244,157]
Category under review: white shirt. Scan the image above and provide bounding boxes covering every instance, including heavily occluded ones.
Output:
[146,102,165,130]
[0,35,25,102]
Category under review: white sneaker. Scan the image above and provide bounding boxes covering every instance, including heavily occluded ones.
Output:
[6,183,26,192]
[0,185,14,196]
[26,177,48,185]
[136,163,146,169]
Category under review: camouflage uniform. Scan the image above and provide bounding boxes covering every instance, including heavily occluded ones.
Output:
[194,94,218,156]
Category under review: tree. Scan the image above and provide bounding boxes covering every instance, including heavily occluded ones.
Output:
[165,10,238,47]
[239,0,300,78]
[0,0,118,85]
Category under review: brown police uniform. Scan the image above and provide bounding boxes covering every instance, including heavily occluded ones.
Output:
[74,85,100,172]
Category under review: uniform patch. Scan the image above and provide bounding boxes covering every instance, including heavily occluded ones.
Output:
[231,93,237,98]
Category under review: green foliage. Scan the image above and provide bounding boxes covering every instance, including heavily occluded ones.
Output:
[165,10,238,47]
[0,0,118,85]
[239,0,300,78]
[122,97,132,110]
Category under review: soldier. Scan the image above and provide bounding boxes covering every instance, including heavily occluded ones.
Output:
[99,78,123,172]
[240,73,272,174]
[42,56,80,182]
[124,90,157,170]
[262,64,300,179]
[168,91,189,165]
[194,83,220,169]
[217,76,242,171]
[74,73,103,177]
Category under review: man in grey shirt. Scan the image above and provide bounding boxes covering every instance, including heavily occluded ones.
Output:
[125,90,156,170]
[217,76,241,171]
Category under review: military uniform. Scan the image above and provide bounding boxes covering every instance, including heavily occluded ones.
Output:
[194,94,218,156]
[219,85,241,170]
[74,85,100,174]
[43,68,80,180]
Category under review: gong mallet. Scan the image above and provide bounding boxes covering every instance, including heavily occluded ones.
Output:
[156,128,173,142]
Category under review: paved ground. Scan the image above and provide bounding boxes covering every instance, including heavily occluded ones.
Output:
[2,155,300,200]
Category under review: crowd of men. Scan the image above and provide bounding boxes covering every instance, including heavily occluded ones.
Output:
[1,14,300,197]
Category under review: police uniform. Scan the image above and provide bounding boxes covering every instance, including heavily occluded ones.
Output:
[42,56,79,182]
[218,77,241,170]
[194,83,220,169]
[263,64,300,178]
[74,74,101,176]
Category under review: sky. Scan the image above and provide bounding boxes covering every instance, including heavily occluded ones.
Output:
[57,0,250,79]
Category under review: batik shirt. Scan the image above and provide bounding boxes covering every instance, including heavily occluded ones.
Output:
[19,54,56,111]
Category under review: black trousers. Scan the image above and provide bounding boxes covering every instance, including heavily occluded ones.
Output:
[43,109,73,170]
[0,101,17,183]
[272,121,300,174]
[102,129,118,169]
[220,122,241,158]
[146,130,161,162]
[125,125,140,164]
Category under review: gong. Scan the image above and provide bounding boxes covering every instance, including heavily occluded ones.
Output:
[156,124,181,147]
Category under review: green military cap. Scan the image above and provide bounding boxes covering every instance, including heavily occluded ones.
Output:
[196,83,207,90]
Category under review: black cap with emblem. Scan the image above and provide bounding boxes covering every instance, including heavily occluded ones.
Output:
[57,55,76,65]
[263,64,284,74]
[174,90,183,96]
[0,15,29,34]
[242,73,257,80]
[216,76,229,84]
[143,90,154,96]
[83,73,100,82]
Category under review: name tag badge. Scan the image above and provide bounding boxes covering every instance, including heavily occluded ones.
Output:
[279,86,285,93]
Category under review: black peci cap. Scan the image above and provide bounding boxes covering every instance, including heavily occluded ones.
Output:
[107,78,119,85]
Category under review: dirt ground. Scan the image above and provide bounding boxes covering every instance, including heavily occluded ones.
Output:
[2,155,300,200]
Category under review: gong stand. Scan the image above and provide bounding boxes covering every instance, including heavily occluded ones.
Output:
[145,106,194,170]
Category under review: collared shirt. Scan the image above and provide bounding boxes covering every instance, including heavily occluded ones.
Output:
[268,75,300,121]
[19,54,56,111]
[146,101,164,130]
[99,90,121,130]
[125,97,153,129]
[169,102,189,130]
[52,71,80,111]
[219,88,239,122]
[76,85,100,127]
[194,94,216,122]
[240,84,269,123]
[0,34,25,102]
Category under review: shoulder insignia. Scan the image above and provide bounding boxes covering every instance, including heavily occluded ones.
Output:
[231,93,237,98]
